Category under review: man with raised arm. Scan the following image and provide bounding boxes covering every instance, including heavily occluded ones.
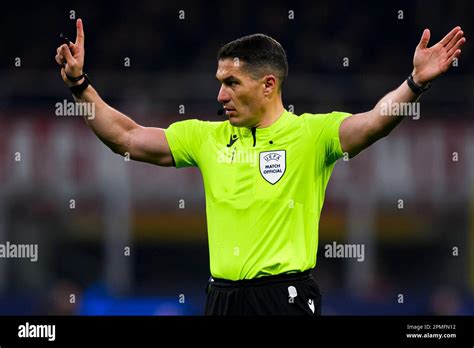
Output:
[55,19,465,315]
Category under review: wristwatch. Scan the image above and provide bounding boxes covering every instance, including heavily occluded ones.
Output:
[407,74,430,95]
[69,73,91,97]
[65,72,85,82]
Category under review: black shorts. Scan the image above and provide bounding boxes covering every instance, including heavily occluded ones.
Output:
[204,270,322,315]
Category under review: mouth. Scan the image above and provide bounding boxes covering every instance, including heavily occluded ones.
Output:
[224,107,237,116]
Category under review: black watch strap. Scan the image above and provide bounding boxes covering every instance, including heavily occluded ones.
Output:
[69,74,90,97]
[66,72,85,82]
[407,74,431,95]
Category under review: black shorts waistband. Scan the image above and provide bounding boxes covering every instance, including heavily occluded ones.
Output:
[210,270,312,288]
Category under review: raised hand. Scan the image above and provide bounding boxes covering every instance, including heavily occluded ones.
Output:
[412,26,466,85]
[54,19,85,85]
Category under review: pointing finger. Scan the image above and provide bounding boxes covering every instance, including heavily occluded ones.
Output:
[75,18,85,47]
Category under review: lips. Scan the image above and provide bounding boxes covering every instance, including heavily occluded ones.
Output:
[224,107,236,115]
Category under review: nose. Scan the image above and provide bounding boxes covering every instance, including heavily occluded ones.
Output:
[217,85,231,104]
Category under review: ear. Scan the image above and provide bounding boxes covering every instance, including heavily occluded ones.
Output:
[262,75,278,97]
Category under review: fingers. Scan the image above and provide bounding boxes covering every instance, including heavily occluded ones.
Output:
[75,18,84,47]
[417,29,430,49]
[55,46,65,66]
[60,44,74,63]
[60,67,68,81]
[439,26,461,46]
[447,36,466,58]
[451,49,462,60]
[443,49,462,71]
[55,53,64,66]
[445,30,465,51]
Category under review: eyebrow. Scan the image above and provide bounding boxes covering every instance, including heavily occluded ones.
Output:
[216,74,240,82]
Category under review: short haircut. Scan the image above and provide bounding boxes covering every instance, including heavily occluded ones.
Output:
[217,34,288,90]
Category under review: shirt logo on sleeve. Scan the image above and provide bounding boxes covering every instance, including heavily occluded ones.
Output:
[259,150,286,184]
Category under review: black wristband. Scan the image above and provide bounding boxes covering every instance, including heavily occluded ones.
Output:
[66,72,85,82]
[69,74,90,97]
[407,74,431,95]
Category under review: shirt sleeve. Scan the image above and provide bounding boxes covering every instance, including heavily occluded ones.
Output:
[164,119,209,168]
[302,111,352,165]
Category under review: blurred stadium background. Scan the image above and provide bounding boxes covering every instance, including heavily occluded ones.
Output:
[0,0,473,315]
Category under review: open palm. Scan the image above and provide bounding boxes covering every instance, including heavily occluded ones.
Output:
[413,26,466,85]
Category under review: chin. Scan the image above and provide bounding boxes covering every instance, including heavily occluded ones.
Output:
[228,117,244,127]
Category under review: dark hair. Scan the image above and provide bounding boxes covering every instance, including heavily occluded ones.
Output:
[217,33,288,89]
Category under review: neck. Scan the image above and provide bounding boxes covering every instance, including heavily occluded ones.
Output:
[254,100,285,128]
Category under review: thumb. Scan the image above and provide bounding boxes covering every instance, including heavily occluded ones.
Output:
[417,29,430,49]
[60,44,74,64]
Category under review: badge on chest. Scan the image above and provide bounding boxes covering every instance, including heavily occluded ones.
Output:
[259,150,286,184]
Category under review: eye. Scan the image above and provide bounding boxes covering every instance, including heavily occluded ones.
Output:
[224,80,238,87]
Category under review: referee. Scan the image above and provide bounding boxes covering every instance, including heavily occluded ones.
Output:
[55,19,465,315]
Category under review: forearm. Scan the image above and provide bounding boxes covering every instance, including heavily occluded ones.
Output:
[367,75,421,139]
[72,83,138,155]
[340,26,465,158]
[55,19,174,166]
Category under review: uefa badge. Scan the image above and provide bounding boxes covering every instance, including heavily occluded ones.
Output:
[259,150,286,184]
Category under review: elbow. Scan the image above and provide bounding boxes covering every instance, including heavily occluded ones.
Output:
[376,128,393,141]
[366,113,402,141]
[112,129,136,158]
[348,128,387,158]
[100,134,130,157]
[375,123,393,139]
[111,141,131,157]
[110,145,126,156]
[366,121,391,143]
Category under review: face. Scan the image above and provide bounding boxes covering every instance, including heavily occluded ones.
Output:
[216,59,276,128]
